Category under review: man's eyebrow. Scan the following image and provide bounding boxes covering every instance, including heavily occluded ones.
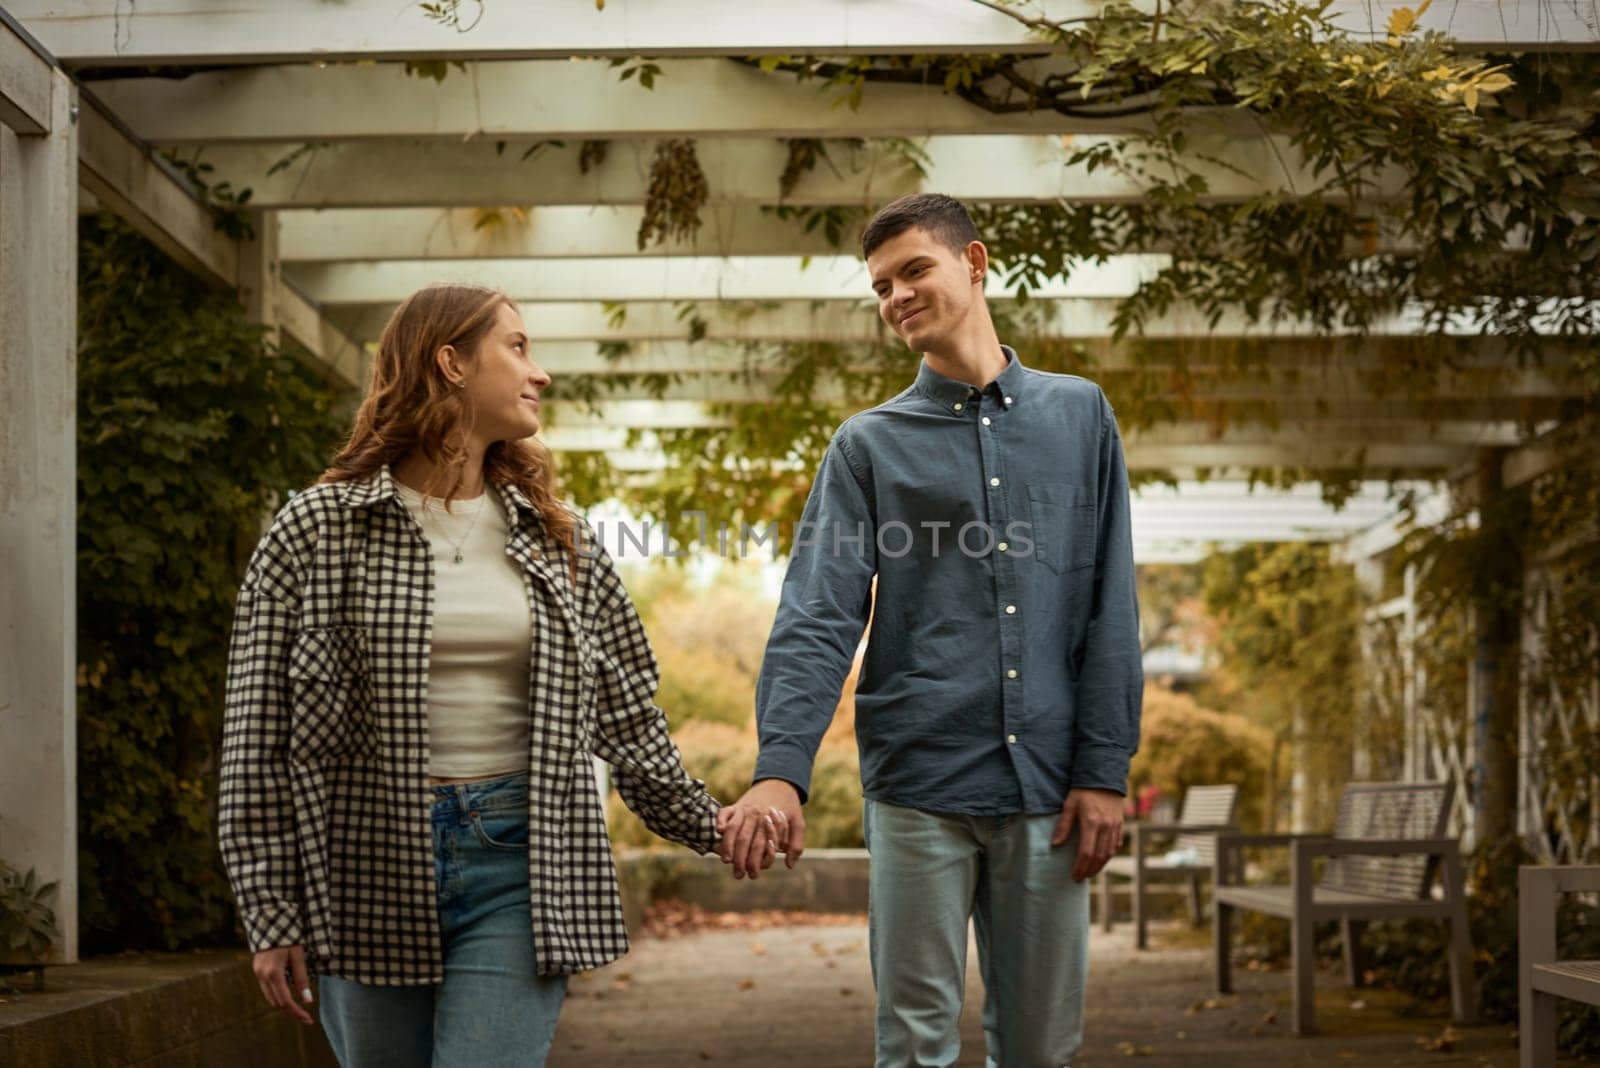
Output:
[871,256,932,288]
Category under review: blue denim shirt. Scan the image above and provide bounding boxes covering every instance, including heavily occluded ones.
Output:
[753,347,1143,816]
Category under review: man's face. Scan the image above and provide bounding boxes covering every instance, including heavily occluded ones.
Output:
[866,226,983,354]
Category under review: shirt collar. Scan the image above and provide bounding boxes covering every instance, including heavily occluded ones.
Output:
[912,345,1027,411]
[333,464,542,524]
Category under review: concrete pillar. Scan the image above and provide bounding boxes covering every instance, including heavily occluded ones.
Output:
[0,68,80,962]
[238,208,281,342]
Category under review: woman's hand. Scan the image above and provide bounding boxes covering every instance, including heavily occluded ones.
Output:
[252,945,315,1025]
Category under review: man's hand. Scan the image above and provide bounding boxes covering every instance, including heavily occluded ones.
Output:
[1052,788,1125,882]
[252,945,314,1025]
[717,779,806,879]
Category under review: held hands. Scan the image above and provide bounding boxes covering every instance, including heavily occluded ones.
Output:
[1053,787,1126,882]
[716,779,806,879]
[252,945,315,1025]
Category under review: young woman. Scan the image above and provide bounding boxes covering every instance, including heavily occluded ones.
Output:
[218,283,778,1066]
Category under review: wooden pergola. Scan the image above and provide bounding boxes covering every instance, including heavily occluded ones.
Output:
[1,0,1595,962]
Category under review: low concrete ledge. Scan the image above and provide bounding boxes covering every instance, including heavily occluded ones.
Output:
[616,847,870,930]
[0,950,335,1068]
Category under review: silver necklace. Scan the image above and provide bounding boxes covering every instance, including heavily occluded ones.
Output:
[429,494,489,565]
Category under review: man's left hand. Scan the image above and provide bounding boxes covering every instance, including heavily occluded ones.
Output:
[1052,788,1125,882]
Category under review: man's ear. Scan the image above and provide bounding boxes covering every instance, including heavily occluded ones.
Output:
[965,240,989,285]
[435,344,464,386]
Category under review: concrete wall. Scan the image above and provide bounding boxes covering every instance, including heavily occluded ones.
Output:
[616,848,871,930]
[0,951,336,1068]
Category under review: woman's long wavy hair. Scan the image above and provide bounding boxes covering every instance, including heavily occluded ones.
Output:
[320,282,577,565]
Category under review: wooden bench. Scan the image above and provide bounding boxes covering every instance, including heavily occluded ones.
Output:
[1520,864,1600,1068]
[1099,783,1239,949]
[1213,781,1474,1035]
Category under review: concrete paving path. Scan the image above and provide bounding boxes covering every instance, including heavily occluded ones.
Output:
[547,911,1555,1067]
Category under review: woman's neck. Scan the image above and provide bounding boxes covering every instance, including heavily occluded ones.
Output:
[393,441,488,500]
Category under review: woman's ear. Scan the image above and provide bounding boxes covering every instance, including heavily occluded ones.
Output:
[435,344,464,388]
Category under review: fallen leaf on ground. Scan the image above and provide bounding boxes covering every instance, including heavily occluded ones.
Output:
[749,942,767,955]
[642,900,865,939]
[737,978,756,991]
[1185,997,1228,1014]
[1115,1041,1156,1056]
[1416,1027,1459,1053]
[1261,1010,1278,1025]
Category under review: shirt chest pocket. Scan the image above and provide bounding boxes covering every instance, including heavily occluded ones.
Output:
[287,625,375,762]
[1026,482,1097,574]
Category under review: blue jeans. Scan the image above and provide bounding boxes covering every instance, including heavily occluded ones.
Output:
[318,772,568,1068]
[863,798,1089,1068]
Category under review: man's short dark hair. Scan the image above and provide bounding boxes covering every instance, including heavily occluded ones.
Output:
[861,193,981,260]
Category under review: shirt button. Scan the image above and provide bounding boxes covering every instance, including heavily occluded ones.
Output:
[1004,396,1014,406]
[981,416,992,426]
[1005,604,1016,615]
[989,477,1000,487]
[953,402,963,412]
[997,542,1009,552]
[1007,669,1018,679]
[1007,733,1018,744]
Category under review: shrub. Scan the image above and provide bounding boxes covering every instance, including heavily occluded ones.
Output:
[607,721,864,849]
[75,215,344,951]
[1127,685,1275,832]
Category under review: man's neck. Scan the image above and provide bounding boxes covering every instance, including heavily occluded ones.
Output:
[922,333,1008,392]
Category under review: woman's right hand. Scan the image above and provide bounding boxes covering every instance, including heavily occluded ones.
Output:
[252,945,315,1025]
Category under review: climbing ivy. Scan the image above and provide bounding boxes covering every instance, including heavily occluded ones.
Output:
[75,215,346,952]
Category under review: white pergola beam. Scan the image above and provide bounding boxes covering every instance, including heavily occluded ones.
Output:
[75,94,370,389]
[278,207,1459,262]
[540,404,1530,445]
[77,94,239,287]
[329,300,1577,345]
[12,0,1598,65]
[278,282,368,391]
[525,339,1576,384]
[185,135,1397,210]
[280,207,852,262]
[0,9,55,135]
[90,58,1189,144]
[550,370,1575,406]
[540,428,1478,472]
[293,253,1157,304]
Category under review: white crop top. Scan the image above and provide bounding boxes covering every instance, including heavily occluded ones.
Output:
[395,482,532,778]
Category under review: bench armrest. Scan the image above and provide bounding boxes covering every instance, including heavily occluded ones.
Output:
[1212,833,1332,886]
[1520,864,1600,895]
[1303,837,1460,859]
[1130,822,1234,835]
[1518,866,1600,973]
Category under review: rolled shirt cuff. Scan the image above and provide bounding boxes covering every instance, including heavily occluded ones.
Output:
[1069,743,1132,796]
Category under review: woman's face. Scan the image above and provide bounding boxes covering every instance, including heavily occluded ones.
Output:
[453,301,550,444]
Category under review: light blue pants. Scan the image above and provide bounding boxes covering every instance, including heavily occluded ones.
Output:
[318,772,568,1068]
[864,798,1090,1068]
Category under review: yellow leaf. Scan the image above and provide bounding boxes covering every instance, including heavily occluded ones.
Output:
[1477,73,1513,94]
[1386,0,1431,36]
[1463,86,1479,112]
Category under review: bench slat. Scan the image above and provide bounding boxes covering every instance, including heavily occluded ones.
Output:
[1322,782,1451,898]
[1173,785,1240,864]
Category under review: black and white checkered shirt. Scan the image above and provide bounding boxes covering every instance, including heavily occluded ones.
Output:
[219,465,720,982]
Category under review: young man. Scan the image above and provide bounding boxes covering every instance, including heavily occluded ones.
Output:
[720,193,1143,1067]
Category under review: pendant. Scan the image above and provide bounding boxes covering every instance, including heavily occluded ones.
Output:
[453,550,464,564]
